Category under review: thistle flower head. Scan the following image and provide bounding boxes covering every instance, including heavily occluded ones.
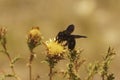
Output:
[27,26,42,50]
[45,38,66,57]
[44,38,67,68]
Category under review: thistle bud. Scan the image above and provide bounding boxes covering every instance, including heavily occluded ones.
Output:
[27,26,42,51]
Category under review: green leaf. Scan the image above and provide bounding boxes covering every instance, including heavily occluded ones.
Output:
[41,60,47,63]
[11,56,20,64]
[5,74,14,77]
[0,50,4,53]
[0,75,5,80]
[107,73,115,80]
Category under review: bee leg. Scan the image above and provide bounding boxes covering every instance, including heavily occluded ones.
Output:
[63,41,68,46]
[68,39,75,50]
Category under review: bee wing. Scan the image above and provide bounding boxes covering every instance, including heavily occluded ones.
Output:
[66,24,74,34]
[71,35,87,38]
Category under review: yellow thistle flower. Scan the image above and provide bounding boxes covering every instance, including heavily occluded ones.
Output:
[27,26,42,50]
[45,38,66,56]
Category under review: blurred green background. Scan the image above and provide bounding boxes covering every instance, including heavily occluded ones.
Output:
[0,0,120,80]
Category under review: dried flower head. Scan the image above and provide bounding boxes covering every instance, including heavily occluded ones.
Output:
[0,27,7,40]
[0,27,7,48]
[45,38,66,57]
[27,26,42,50]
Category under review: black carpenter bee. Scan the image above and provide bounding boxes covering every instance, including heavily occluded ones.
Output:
[56,24,87,50]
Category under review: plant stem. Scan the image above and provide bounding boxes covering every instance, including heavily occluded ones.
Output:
[49,66,53,80]
[29,63,32,80]
[28,50,34,80]
[102,75,105,80]
[3,44,21,80]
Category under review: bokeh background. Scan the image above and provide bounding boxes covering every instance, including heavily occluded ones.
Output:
[0,0,120,80]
